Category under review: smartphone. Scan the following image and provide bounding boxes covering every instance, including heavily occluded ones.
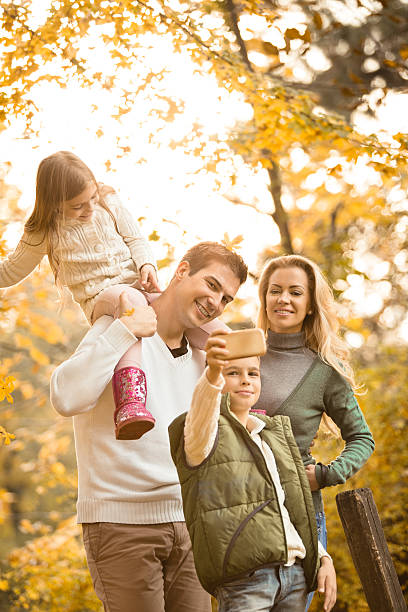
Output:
[221,328,266,360]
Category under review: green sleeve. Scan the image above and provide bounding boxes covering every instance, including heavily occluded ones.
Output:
[315,369,375,489]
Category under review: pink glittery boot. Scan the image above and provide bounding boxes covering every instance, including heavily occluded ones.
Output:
[112,367,155,440]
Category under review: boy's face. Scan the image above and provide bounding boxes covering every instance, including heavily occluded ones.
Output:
[222,356,261,414]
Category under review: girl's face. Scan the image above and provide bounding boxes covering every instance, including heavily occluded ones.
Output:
[62,182,99,221]
[265,266,311,334]
[222,357,261,418]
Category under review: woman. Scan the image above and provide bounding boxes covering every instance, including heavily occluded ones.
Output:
[253,254,374,609]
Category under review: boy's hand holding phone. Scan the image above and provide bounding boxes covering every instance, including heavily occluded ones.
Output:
[205,329,267,386]
[205,330,230,386]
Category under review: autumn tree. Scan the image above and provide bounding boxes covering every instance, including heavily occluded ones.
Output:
[0,164,100,609]
[1,1,407,609]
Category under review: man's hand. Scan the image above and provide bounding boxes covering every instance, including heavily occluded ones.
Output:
[118,292,157,338]
[140,264,161,293]
[205,330,230,386]
[317,556,337,612]
[305,464,319,491]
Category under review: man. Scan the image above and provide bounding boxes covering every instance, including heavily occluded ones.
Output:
[50,242,247,612]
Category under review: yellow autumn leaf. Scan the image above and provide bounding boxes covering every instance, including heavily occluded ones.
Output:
[15,334,33,349]
[122,308,135,317]
[0,375,15,403]
[51,462,66,476]
[29,347,50,366]
[157,256,174,269]
[19,519,36,534]
[19,382,34,400]
[222,233,244,252]
[34,290,48,300]
[0,425,16,445]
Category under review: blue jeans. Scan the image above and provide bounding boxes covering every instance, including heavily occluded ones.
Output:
[305,511,328,611]
[215,563,308,612]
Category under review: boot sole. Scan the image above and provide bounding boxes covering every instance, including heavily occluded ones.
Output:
[116,417,155,440]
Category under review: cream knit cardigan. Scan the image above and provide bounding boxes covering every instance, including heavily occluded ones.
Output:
[0,192,155,320]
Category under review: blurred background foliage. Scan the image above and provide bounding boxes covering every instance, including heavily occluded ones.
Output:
[1,0,408,609]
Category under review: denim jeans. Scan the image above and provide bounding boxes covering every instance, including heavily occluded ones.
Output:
[305,511,328,611]
[215,563,308,612]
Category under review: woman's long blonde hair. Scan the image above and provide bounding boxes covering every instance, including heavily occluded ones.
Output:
[24,151,115,285]
[257,255,356,435]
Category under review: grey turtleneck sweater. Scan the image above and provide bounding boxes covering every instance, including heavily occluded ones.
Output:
[253,329,374,514]
[255,330,316,415]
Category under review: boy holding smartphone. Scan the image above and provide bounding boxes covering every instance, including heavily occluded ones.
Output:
[169,330,337,612]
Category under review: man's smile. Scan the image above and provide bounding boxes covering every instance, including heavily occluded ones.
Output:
[195,301,211,319]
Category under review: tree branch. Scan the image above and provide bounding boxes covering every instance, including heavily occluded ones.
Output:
[0,2,86,72]
[221,0,294,254]
[267,162,293,254]
[223,0,253,72]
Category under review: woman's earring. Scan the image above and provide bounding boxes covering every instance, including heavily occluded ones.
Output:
[308,310,312,315]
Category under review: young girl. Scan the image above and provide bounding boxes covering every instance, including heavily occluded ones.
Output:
[254,254,375,610]
[0,150,162,440]
[168,332,337,612]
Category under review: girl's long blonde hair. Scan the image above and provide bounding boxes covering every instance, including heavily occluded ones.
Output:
[24,151,115,286]
[257,255,356,436]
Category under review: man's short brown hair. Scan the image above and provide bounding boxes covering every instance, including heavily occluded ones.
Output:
[181,242,248,285]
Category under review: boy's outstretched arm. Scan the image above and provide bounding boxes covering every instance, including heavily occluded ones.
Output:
[184,330,230,466]
[317,556,337,612]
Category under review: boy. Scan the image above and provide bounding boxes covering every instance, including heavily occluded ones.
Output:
[169,331,337,612]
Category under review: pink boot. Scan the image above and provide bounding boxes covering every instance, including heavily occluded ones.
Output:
[112,367,155,440]
[249,408,267,416]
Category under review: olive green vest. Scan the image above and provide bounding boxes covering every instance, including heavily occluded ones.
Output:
[168,395,319,596]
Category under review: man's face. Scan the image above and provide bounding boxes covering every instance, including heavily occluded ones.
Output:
[173,260,241,329]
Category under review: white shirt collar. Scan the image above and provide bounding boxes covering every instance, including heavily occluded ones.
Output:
[230,411,266,435]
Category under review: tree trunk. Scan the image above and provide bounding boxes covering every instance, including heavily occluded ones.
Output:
[267,162,293,254]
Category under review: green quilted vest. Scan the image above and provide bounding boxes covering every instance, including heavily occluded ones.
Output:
[168,395,319,596]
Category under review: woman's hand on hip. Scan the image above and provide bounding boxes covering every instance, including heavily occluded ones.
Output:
[305,464,319,491]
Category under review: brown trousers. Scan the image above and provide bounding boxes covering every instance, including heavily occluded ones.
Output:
[82,522,211,612]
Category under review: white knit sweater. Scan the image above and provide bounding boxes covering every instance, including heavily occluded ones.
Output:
[0,193,155,320]
[50,316,206,524]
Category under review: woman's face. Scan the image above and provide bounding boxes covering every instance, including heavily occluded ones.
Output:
[265,266,311,334]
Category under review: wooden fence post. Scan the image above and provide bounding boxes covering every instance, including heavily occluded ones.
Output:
[336,488,407,611]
